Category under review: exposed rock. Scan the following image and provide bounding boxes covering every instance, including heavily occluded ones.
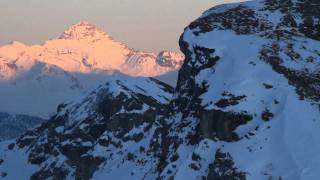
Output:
[207,150,246,180]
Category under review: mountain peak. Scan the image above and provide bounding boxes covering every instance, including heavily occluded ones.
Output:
[10,41,25,46]
[59,21,108,40]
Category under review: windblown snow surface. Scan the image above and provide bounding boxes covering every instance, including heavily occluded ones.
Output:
[0,0,320,179]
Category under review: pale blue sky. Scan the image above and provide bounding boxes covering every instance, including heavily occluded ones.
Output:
[0,0,242,52]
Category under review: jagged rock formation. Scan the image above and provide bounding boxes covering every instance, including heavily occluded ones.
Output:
[0,0,320,179]
[0,22,184,117]
[0,112,45,141]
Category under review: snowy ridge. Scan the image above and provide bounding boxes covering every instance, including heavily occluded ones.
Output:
[0,0,320,179]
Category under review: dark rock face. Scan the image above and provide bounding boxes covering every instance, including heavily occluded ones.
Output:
[175,39,219,116]
[215,93,247,108]
[207,149,246,180]
[261,109,274,121]
[0,172,7,178]
[201,109,253,141]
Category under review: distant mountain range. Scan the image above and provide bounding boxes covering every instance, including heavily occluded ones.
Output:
[0,112,45,141]
[0,22,184,118]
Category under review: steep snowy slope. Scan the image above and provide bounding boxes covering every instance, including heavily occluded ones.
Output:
[0,74,174,179]
[0,112,45,141]
[0,0,320,179]
[0,22,183,117]
[170,0,320,179]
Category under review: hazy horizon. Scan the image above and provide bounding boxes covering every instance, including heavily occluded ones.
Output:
[0,0,242,52]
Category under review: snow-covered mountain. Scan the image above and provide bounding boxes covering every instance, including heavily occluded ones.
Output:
[0,21,184,118]
[0,0,320,179]
[0,74,175,179]
[0,112,45,141]
[0,21,184,78]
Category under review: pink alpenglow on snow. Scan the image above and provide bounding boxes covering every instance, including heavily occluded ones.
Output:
[0,21,184,79]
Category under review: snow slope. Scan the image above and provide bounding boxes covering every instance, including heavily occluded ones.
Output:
[0,22,184,118]
[0,0,320,179]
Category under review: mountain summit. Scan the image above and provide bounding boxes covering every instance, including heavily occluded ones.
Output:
[59,21,109,40]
